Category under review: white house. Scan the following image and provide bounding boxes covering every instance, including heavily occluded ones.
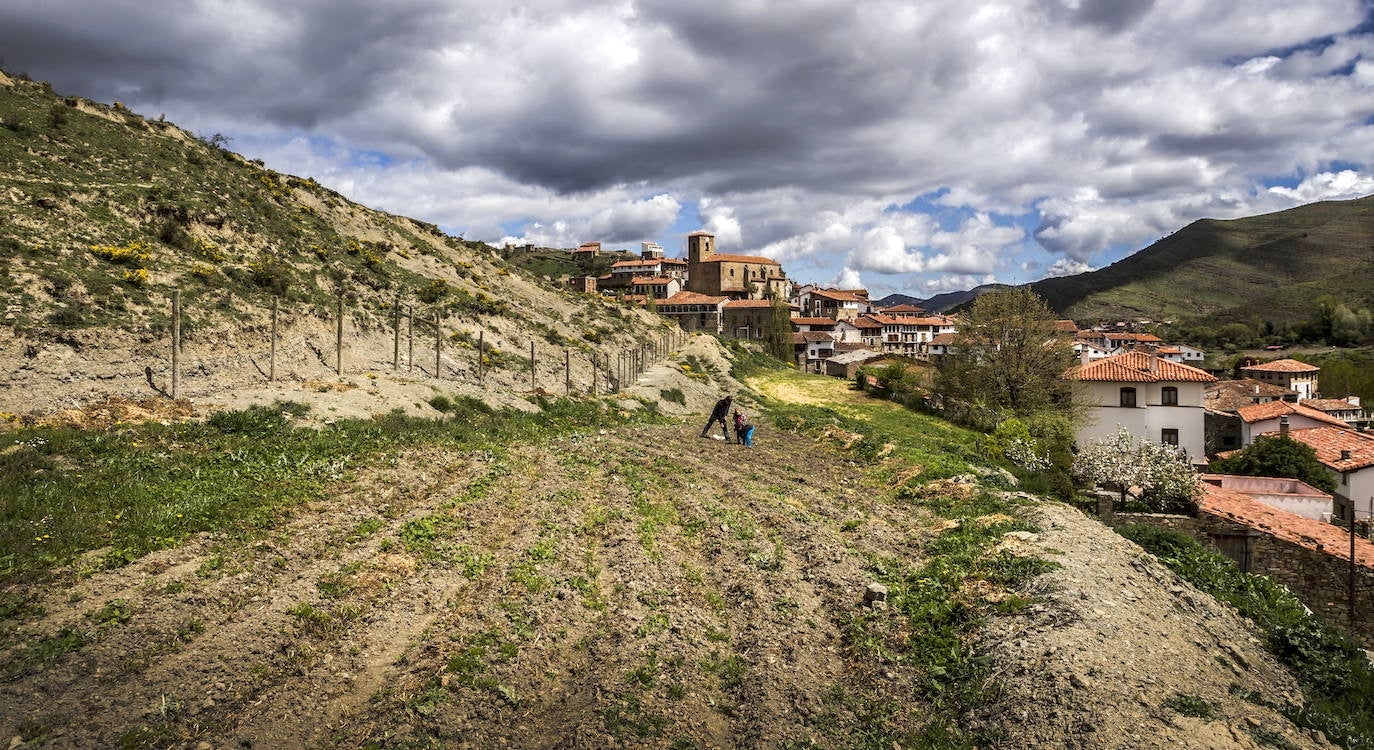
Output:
[1239,359,1319,401]
[1234,400,1350,446]
[1065,351,1216,461]
[657,290,727,333]
[1276,426,1374,523]
[834,317,883,348]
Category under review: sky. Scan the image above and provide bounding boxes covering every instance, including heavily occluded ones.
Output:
[2,1,1373,299]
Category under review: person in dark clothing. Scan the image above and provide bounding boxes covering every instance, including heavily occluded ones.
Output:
[732,409,746,445]
[701,395,732,440]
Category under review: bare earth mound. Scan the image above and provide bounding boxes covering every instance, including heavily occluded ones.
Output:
[0,415,1329,749]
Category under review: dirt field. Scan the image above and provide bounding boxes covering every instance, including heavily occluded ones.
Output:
[0,366,1333,749]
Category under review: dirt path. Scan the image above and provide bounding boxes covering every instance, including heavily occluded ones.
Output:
[0,376,1335,749]
[0,421,939,749]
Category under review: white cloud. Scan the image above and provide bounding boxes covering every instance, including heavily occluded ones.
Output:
[2,0,1371,296]
[922,274,998,294]
[1267,170,1374,203]
[1043,258,1097,278]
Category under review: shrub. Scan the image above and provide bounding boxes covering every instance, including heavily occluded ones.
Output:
[659,388,686,406]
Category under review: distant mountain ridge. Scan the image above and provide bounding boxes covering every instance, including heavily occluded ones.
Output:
[1028,196,1374,325]
[881,196,1374,325]
[876,284,1011,314]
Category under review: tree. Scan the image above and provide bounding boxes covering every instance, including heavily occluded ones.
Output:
[934,288,1076,419]
[765,294,793,362]
[1073,428,1201,510]
[1210,435,1337,493]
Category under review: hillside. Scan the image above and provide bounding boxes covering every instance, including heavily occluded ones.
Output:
[1029,196,1374,325]
[0,366,1332,749]
[0,70,670,417]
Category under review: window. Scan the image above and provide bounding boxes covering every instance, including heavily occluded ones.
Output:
[1161,386,1178,406]
[1119,387,1137,407]
[1161,429,1179,446]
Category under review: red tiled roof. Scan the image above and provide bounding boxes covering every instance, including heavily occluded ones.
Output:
[1304,398,1363,413]
[790,316,837,326]
[1105,332,1163,343]
[612,259,660,268]
[1271,427,1374,472]
[793,331,836,343]
[725,299,774,309]
[1198,484,1374,568]
[661,291,727,305]
[866,314,954,327]
[700,253,780,265]
[810,288,863,301]
[928,333,957,345]
[844,317,884,329]
[661,258,688,266]
[1065,351,1216,383]
[882,304,926,314]
[1235,400,1350,427]
[1053,320,1079,332]
[1242,358,1320,373]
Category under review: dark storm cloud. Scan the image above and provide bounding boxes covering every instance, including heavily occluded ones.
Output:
[1,0,1372,288]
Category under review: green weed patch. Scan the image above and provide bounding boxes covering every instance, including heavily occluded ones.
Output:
[0,397,660,584]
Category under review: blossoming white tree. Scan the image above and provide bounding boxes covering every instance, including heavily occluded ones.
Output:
[1072,427,1200,510]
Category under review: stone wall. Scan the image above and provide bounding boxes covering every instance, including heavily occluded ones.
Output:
[1107,509,1374,646]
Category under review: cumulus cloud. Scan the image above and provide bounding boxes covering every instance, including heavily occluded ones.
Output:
[1267,170,1374,202]
[2,0,1371,294]
[1043,258,1097,278]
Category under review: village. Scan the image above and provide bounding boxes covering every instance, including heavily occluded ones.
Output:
[529,232,1374,641]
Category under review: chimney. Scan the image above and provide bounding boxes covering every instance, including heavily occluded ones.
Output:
[1279,415,1289,438]
[1342,450,1353,461]
[1148,351,1158,374]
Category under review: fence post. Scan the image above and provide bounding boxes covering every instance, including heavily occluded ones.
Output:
[478,330,485,385]
[170,290,180,400]
[565,349,571,395]
[392,295,400,371]
[407,305,414,373]
[592,353,598,395]
[530,340,536,390]
[434,315,442,379]
[269,297,277,382]
[335,293,344,376]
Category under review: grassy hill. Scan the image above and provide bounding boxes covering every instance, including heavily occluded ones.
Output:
[0,70,673,415]
[1029,196,1374,326]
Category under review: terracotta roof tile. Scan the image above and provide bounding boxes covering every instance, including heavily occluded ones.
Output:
[1065,351,1216,383]
[1235,400,1350,427]
[661,291,727,305]
[928,333,957,345]
[1198,484,1373,568]
[1242,358,1320,373]
[612,259,661,268]
[793,331,837,343]
[810,288,864,301]
[844,317,884,329]
[882,304,926,314]
[1303,398,1363,413]
[1269,427,1374,472]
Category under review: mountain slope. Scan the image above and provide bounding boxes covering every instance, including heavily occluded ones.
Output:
[0,70,671,415]
[1029,196,1374,325]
